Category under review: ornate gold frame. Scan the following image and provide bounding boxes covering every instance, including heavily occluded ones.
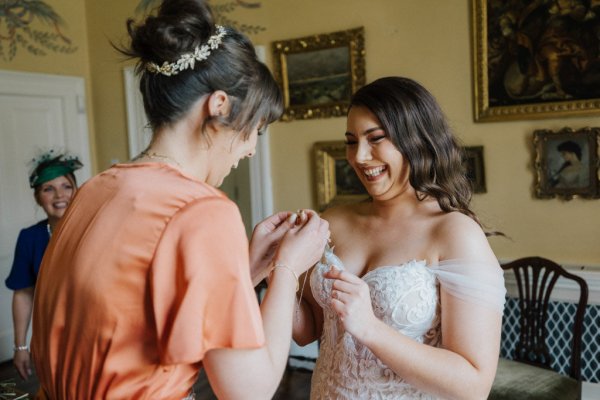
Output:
[533,127,600,200]
[313,141,368,211]
[472,0,600,122]
[464,146,487,193]
[313,142,490,209]
[272,27,366,121]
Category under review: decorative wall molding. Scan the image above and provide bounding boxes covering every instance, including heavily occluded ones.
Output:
[504,268,600,305]
[123,66,151,159]
[248,45,274,226]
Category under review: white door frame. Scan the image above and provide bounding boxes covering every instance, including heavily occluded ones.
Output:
[0,70,92,180]
[0,69,91,361]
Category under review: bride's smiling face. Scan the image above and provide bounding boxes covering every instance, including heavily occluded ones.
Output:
[344,106,411,200]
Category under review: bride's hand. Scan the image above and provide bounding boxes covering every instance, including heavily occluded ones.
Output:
[324,266,377,342]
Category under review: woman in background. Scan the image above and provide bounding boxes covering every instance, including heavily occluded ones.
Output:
[31,0,329,399]
[294,77,506,399]
[550,140,588,188]
[4,150,82,380]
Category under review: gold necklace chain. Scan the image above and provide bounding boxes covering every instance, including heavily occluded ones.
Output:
[134,150,182,168]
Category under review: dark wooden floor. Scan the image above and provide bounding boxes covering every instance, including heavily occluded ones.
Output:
[0,360,312,399]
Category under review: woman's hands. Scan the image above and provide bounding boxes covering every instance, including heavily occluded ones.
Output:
[13,348,32,380]
[12,287,34,380]
[249,209,328,286]
[324,267,377,342]
[274,209,329,278]
[249,211,296,286]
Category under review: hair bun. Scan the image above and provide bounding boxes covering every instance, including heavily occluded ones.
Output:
[126,0,215,64]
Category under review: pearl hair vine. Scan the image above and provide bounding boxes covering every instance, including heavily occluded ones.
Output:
[145,25,226,76]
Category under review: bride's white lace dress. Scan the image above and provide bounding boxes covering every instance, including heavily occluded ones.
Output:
[309,248,506,400]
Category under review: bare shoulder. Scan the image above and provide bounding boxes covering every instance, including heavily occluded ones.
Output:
[320,202,365,239]
[434,211,497,264]
[321,202,362,225]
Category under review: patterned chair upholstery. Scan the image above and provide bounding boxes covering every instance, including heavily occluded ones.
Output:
[489,257,588,400]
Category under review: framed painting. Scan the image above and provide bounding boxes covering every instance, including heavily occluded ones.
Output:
[463,146,487,193]
[472,0,600,121]
[272,27,366,121]
[313,141,368,211]
[534,127,599,200]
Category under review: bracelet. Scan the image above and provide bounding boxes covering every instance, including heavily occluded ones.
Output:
[13,345,29,352]
[270,262,299,291]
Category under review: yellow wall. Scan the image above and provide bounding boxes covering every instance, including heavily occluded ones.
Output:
[5,1,598,267]
[245,0,600,267]
[84,0,139,170]
[0,0,97,170]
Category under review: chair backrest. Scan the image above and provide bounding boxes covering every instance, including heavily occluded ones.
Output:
[501,256,588,380]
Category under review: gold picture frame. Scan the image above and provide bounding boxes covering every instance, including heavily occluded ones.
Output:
[472,0,600,122]
[463,146,487,194]
[534,127,600,200]
[313,142,490,210]
[313,141,368,211]
[272,27,366,121]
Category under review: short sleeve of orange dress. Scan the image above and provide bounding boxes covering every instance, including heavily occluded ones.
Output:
[150,195,265,365]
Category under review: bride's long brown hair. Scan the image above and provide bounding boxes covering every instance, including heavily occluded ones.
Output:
[350,77,482,226]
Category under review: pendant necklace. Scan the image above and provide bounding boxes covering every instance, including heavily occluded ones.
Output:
[133,150,183,169]
[296,272,308,324]
[47,223,52,238]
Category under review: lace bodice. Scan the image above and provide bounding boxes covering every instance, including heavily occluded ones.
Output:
[309,247,505,400]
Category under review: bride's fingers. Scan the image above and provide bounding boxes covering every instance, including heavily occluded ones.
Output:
[324,266,362,284]
[331,278,356,294]
[331,289,351,303]
[330,296,346,317]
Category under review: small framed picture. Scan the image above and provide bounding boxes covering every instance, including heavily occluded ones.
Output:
[534,127,600,200]
[313,141,368,211]
[272,27,366,121]
[463,146,487,194]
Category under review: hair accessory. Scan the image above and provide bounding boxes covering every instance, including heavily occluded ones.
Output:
[146,25,227,76]
[29,149,83,188]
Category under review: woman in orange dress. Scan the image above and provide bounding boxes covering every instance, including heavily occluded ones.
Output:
[30,0,329,398]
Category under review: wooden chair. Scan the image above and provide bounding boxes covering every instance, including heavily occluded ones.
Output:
[489,257,588,400]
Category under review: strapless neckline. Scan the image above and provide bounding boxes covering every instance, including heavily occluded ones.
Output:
[310,255,441,399]
[309,247,505,399]
[359,259,429,280]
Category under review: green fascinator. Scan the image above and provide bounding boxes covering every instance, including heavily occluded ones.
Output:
[28,149,83,188]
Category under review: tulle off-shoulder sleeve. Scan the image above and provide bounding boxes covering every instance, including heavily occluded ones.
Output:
[429,260,506,313]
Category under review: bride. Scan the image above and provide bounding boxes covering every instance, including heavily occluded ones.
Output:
[293,77,506,399]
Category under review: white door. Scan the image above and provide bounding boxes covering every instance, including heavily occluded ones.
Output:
[0,70,91,362]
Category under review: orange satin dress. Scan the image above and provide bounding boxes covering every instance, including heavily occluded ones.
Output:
[31,163,264,399]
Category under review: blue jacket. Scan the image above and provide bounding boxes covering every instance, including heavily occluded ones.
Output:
[5,219,50,290]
